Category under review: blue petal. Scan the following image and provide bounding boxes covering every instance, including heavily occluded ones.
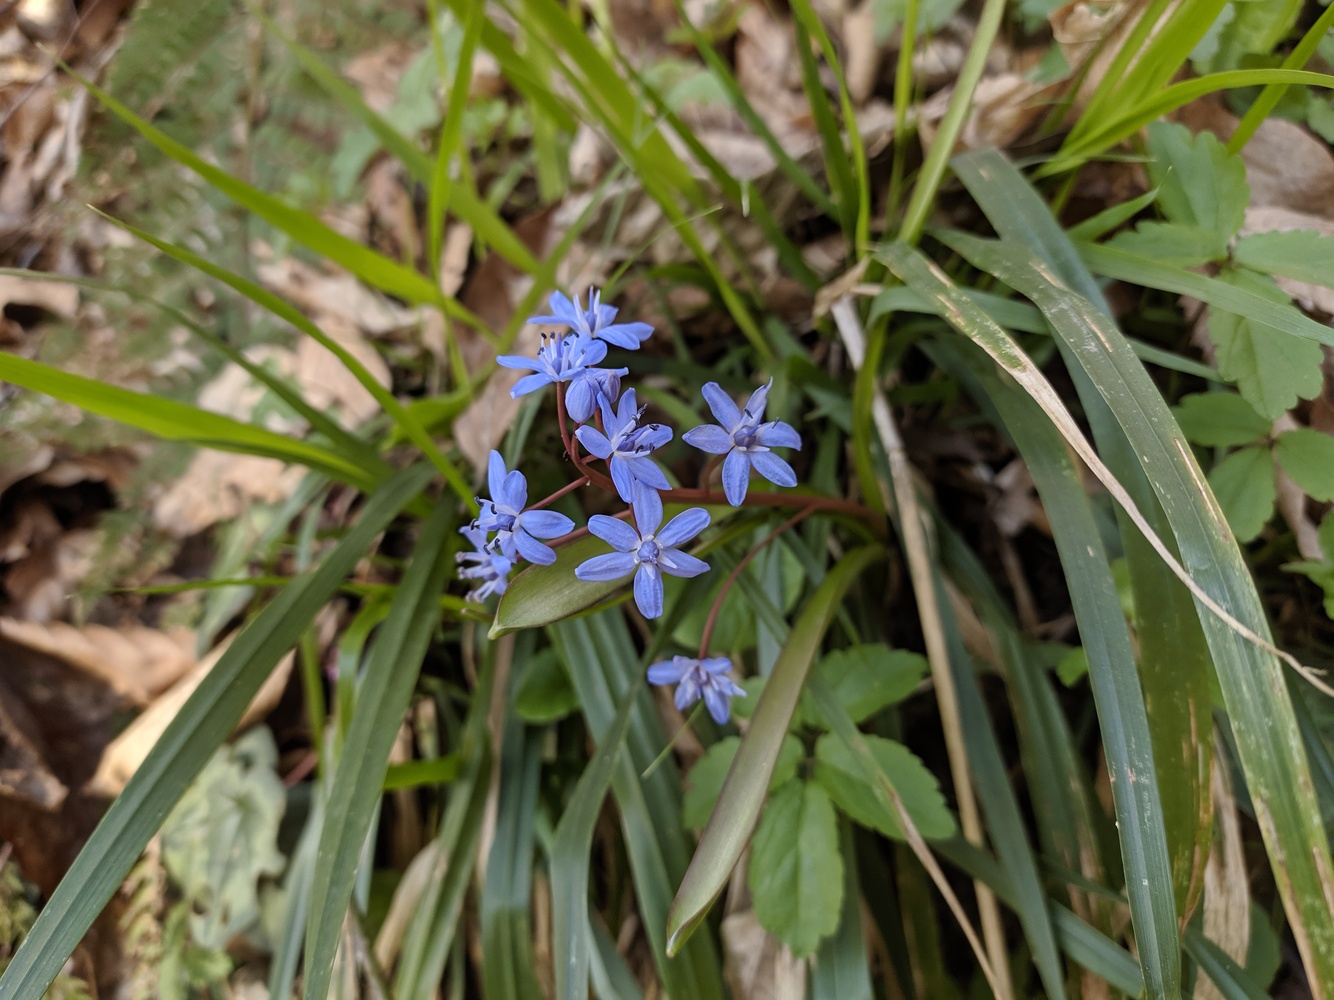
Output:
[528,291,580,329]
[487,451,508,503]
[722,449,751,506]
[517,509,574,538]
[682,424,732,455]
[634,564,664,618]
[647,657,691,685]
[609,457,637,503]
[610,388,638,437]
[575,425,614,460]
[496,354,543,371]
[742,380,772,421]
[623,456,670,491]
[702,656,734,676]
[565,377,598,423]
[634,424,673,452]
[701,382,741,429]
[586,514,641,551]
[702,683,731,724]
[575,551,637,581]
[675,672,702,710]
[755,420,802,450]
[510,373,554,398]
[500,469,528,510]
[596,321,653,350]
[631,483,663,535]
[578,337,608,366]
[656,507,710,548]
[513,529,557,565]
[749,451,797,488]
[658,548,709,578]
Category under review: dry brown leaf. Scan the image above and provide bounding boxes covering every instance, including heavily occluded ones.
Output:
[3,525,98,621]
[0,270,77,317]
[0,674,67,810]
[87,642,294,796]
[720,909,807,1000]
[1049,0,1152,110]
[842,1,880,105]
[959,74,1054,151]
[343,40,417,114]
[1197,750,1250,1000]
[152,450,304,538]
[0,618,195,705]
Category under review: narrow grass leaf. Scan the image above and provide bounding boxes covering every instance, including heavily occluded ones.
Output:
[302,501,456,1000]
[808,821,873,1000]
[0,351,375,490]
[0,464,432,1000]
[666,547,880,954]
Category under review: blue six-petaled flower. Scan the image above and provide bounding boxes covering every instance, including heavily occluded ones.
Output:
[473,451,575,566]
[456,526,515,601]
[646,655,745,724]
[574,388,672,502]
[575,485,709,619]
[529,288,653,351]
[682,380,801,506]
[496,332,628,424]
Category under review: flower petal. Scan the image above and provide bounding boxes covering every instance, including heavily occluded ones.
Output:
[500,469,528,510]
[575,425,614,460]
[486,451,508,503]
[656,507,710,548]
[658,548,709,578]
[513,529,557,565]
[609,456,637,503]
[722,449,751,506]
[586,514,641,551]
[634,564,664,618]
[496,354,543,372]
[702,683,732,724]
[575,551,637,582]
[517,509,574,538]
[755,420,802,450]
[597,321,654,350]
[742,379,772,421]
[635,424,673,451]
[749,450,797,488]
[682,424,732,455]
[646,657,691,685]
[528,290,578,328]
[510,373,554,398]
[702,656,734,676]
[701,382,741,429]
[565,378,598,424]
[675,672,702,710]
[623,456,670,491]
[631,483,663,535]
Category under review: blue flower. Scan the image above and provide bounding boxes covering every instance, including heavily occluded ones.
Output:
[496,333,628,423]
[473,451,575,566]
[647,655,744,724]
[682,380,801,506]
[456,526,514,601]
[575,485,710,618]
[575,388,673,502]
[528,288,653,351]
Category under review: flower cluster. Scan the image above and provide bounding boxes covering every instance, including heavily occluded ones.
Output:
[458,288,803,720]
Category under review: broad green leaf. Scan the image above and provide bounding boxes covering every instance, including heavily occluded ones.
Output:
[491,535,626,637]
[1056,647,1089,686]
[812,733,956,841]
[1065,186,1161,242]
[1145,121,1248,243]
[0,464,432,1000]
[1322,511,1334,561]
[816,645,927,723]
[302,501,456,1000]
[1106,221,1228,266]
[808,820,874,1000]
[1207,269,1324,419]
[1234,229,1334,288]
[682,736,803,830]
[1274,429,1334,502]
[666,547,880,956]
[747,780,843,958]
[513,648,580,724]
[0,352,376,490]
[1172,392,1271,447]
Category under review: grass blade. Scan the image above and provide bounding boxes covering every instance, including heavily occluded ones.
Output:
[302,501,456,1000]
[0,464,433,1000]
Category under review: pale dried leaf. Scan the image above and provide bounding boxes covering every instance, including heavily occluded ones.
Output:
[152,450,304,537]
[720,909,807,1000]
[2,526,98,621]
[0,618,196,705]
[1197,750,1249,1000]
[0,271,77,317]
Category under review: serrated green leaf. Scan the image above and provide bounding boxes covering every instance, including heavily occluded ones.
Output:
[799,645,927,725]
[1106,221,1228,266]
[1172,392,1272,447]
[1234,229,1334,288]
[812,733,955,840]
[1146,121,1248,244]
[1209,447,1276,544]
[747,780,843,958]
[682,735,803,830]
[1274,429,1334,502]
[1321,511,1334,561]
[1056,647,1089,686]
[1207,269,1324,419]
[513,648,580,724]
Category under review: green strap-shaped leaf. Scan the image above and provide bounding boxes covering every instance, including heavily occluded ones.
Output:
[0,350,376,490]
[665,546,880,954]
[0,463,433,1000]
[933,228,1334,994]
[302,500,456,1000]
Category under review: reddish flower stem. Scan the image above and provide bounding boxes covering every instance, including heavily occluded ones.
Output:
[527,475,591,510]
[699,503,818,657]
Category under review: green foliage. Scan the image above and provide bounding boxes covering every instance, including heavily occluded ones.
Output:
[513,648,581,723]
[1234,228,1334,287]
[1146,121,1249,251]
[1208,446,1276,543]
[747,780,843,957]
[812,733,957,841]
[682,736,803,830]
[1172,392,1271,447]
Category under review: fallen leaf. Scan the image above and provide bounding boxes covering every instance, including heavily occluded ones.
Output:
[720,908,807,1000]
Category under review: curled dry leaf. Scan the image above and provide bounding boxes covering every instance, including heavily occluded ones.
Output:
[720,909,807,1000]
[0,618,196,705]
